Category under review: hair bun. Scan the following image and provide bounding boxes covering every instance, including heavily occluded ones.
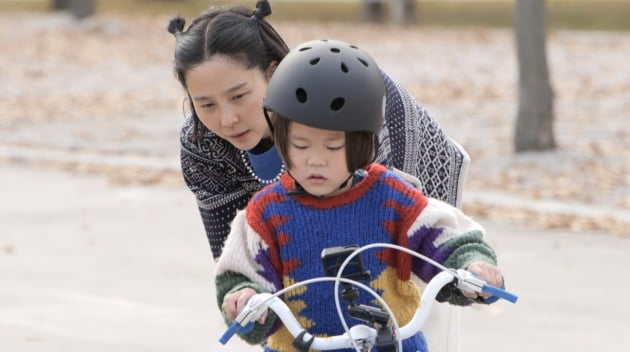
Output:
[167,16,186,35]
[253,0,272,20]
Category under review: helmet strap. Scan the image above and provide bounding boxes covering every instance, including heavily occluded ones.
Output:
[286,171,306,196]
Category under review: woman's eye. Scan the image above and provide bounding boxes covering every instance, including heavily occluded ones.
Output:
[233,93,247,101]
[200,103,215,109]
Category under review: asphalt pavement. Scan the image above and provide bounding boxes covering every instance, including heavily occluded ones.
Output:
[1,164,629,352]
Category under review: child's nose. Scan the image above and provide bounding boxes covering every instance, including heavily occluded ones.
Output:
[307,154,326,166]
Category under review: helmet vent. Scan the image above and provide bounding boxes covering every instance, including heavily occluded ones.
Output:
[299,46,312,52]
[296,88,307,103]
[330,98,345,111]
[340,62,348,73]
[330,48,341,53]
[357,58,369,67]
[310,58,320,65]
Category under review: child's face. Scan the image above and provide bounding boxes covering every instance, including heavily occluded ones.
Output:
[287,122,352,198]
[184,55,272,150]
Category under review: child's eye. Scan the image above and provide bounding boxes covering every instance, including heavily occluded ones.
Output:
[291,144,307,150]
[327,145,344,151]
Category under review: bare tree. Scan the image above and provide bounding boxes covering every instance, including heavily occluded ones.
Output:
[51,0,96,19]
[514,0,556,152]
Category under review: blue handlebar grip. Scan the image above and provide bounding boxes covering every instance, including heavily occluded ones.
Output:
[482,284,518,303]
[219,322,254,344]
[219,322,240,345]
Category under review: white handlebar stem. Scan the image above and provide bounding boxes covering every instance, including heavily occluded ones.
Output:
[266,294,376,350]
[397,270,456,339]
[263,295,311,339]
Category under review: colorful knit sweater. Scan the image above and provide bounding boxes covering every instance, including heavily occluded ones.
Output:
[215,164,496,352]
[180,71,470,259]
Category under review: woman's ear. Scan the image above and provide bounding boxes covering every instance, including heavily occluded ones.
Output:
[265,61,278,81]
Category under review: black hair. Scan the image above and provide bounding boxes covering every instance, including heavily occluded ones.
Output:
[273,114,377,172]
[167,0,290,140]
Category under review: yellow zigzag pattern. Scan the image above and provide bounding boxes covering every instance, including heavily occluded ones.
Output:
[370,266,421,326]
[267,276,316,352]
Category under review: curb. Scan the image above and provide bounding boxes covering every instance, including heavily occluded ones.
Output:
[0,144,183,186]
[0,144,179,171]
[464,190,630,236]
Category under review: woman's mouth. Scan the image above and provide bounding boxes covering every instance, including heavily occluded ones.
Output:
[230,130,249,140]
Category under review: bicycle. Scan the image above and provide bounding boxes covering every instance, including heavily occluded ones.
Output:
[219,243,518,352]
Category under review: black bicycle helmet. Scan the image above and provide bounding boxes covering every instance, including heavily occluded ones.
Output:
[264,39,385,134]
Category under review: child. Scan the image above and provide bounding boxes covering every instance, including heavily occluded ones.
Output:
[215,39,503,352]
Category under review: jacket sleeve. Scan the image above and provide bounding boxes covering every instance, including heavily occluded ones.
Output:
[215,210,281,345]
[378,71,471,208]
[179,116,259,259]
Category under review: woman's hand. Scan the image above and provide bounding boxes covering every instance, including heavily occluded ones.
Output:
[222,287,267,323]
[465,262,504,300]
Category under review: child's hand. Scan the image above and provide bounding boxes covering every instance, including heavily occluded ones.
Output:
[222,287,268,324]
[465,262,503,300]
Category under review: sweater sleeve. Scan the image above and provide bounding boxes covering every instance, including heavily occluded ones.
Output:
[179,116,260,259]
[214,210,280,344]
[407,197,497,305]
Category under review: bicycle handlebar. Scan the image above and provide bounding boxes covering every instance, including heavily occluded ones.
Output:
[219,268,518,350]
[482,281,519,303]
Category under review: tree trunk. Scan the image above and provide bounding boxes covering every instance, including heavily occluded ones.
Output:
[361,0,386,23]
[51,0,96,19]
[52,0,71,10]
[514,0,556,152]
[390,0,417,25]
[362,0,417,25]
[70,0,96,19]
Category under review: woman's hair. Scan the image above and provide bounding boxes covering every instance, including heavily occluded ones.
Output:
[167,0,290,140]
[273,115,377,172]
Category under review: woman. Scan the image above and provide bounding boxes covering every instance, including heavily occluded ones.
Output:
[167,0,469,261]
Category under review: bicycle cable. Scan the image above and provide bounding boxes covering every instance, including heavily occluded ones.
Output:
[334,243,457,352]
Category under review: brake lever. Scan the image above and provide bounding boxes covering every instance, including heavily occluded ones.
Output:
[456,269,518,303]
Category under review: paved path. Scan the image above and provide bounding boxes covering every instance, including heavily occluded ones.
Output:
[1,164,628,352]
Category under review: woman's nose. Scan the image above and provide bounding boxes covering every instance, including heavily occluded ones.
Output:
[220,106,239,127]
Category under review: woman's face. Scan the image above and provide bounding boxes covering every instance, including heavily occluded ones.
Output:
[185,55,272,150]
[287,122,352,198]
